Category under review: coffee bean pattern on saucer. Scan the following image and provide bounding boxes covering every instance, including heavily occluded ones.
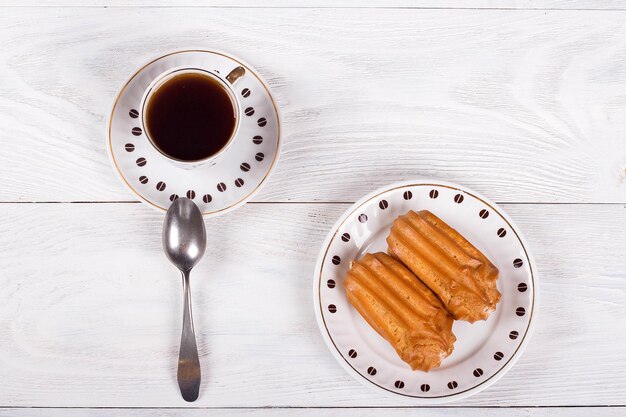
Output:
[403,190,412,200]
[348,349,357,358]
[509,331,519,340]
[327,279,336,289]
[473,368,484,377]
[186,190,196,199]
[516,307,525,316]
[332,255,341,265]
[420,384,430,392]
[169,194,179,202]
[448,381,458,389]
[136,157,146,167]
[379,200,389,210]
[341,233,350,242]
[139,176,148,184]
[156,181,166,191]
[328,304,337,313]
[367,367,377,376]
[235,178,244,187]
[241,88,251,98]
[202,194,212,203]
[129,109,139,118]
[395,381,404,389]
[513,258,523,268]
[132,127,142,136]
[253,135,263,144]
[429,189,439,199]
[240,162,251,172]
[518,283,528,292]
[479,209,489,219]
[245,107,255,116]
[125,143,135,152]
[257,117,267,127]
[255,152,265,162]
[454,193,464,203]
[217,182,227,192]
[494,351,504,361]
[498,228,507,237]
[358,214,368,223]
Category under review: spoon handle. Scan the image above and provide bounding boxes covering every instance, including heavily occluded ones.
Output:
[177,270,201,402]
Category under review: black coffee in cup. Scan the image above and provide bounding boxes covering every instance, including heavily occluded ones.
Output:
[144,72,237,162]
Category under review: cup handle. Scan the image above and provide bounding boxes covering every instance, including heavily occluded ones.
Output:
[225,66,245,84]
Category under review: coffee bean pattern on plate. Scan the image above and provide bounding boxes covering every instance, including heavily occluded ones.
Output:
[328,304,337,313]
[327,279,336,289]
[240,162,251,172]
[241,88,251,98]
[257,117,267,127]
[245,107,255,116]
[186,190,196,199]
[255,152,265,162]
[129,109,139,118]
[315,182,535,400]
[139,176,148,184]
[136,157,146,167]
[235,178,244,187]
[125,143,135,152]
[131,127,142,136]
[217,182,227,192]
[202,194,212,203]
[348,349,357,358]
[156,181,166,191]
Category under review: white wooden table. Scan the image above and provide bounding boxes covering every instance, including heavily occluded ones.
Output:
[1,1,625,416]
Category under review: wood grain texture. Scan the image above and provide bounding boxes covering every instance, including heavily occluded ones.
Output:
[4,1,626,9]
[0,202,624,407]
[0,8,625,203]
[0,408,624,417]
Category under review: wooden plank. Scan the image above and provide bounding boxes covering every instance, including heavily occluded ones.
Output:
[0,407,624,417]
[4,1,626,10]
[0,202,624,407]
[0,8,625,203]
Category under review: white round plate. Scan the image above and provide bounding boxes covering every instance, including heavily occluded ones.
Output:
[107,50,280,215]
[314,180,537,403]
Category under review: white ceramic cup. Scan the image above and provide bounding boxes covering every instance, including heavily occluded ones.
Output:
[140,65,246,169]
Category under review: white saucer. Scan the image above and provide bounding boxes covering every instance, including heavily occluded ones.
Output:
[107,50,281,215]
[313,180,537,403]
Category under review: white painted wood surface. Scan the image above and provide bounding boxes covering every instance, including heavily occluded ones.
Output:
[0,1,625,415]
[0,7,625,203]
[0,408,623,417]
[0,203,625,409]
